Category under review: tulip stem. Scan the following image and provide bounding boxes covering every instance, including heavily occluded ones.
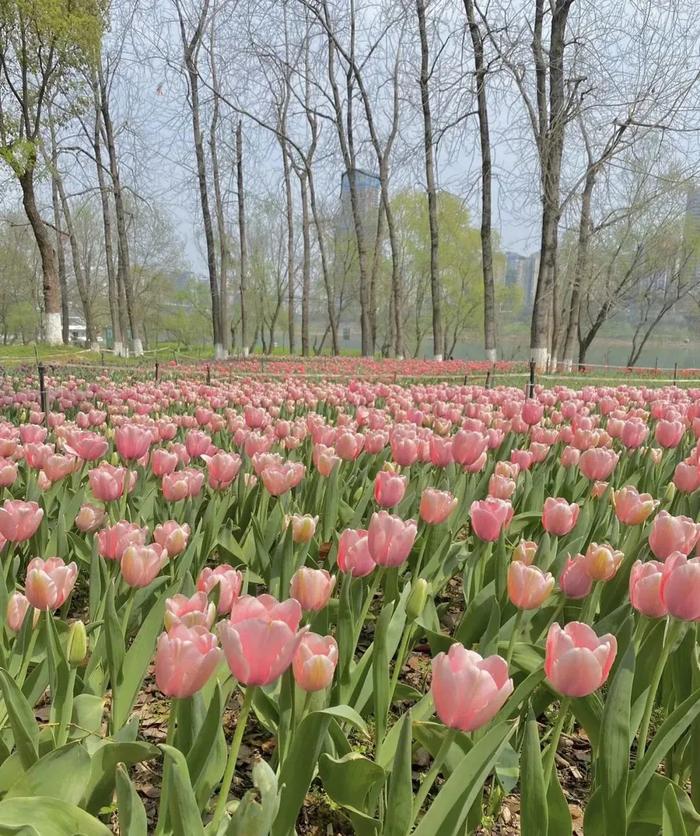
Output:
[353,569,385,651]
[155,699,178,836]
[412,727,457,821]
[543,698,571,787]
[638,619,683,759]
[211,685,255,831]
[581,582,602,625]
[505,609,525,667]
[389,623,414,705]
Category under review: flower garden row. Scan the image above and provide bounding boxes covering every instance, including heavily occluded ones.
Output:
[0,372,698,834]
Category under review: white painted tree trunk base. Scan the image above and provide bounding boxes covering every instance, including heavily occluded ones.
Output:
[561,358,573,372]
[131,339,144,357]
[549,354,558,373]
[44,313,63,346]
[433,353,443,362]
[485,348,497,363]
[89,341,100,352]
[531,347,549,373]
[112,341,124,358]
[242,347,249,357]
[214,344,228,360]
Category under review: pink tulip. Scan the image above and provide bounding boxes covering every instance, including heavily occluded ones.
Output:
[507,561,554,609]
[97,521,147,561]
[153,521,191,556]
[203,451,242,490]
[161,471,190,502]
[337,529,376,577]
[19,424,46,445]
[655,419,684,449]
[120,543,167,588]
[25,557,78,610]
[649,511,700,560]
[429,437,454,468]
[560,446,580,468]
[591,481,609,499]
[312,443,341,477]
[581,542,624,582]
[578,448,618,481]
[660,552,700,620]
[260,462,305,496]
[673,461,700,493]
[621,418,649,449]
[629,560,667,618]
[64,430,109,461]
[185,430,212,459]
[545,622,617,697]
[374,470,407,508]
[286,514,318,543]
[218,594,306,685]
[512,540,538,565]
[452,430,488,467]
[419,488,458,525]
[559,554,593,599]
[488,473,516,500]
[290,567,336,612]
[115,424,152,461]
[23,443,53,470]
[43,453,77,483]
[155,624,222,698]
[164,592,216,631]
[391,435,419,467]
[150,448,179,477]
[293,633,338,692]
[0,459,17,487]
[197,565,243,614]
[613,486,658,526]
[510,449,534,471]
[470,498,513,542]
[494,461,520,480]
[335,432,364,461]
[74,503,105,533]
[541,498,579,536]
[88,462,132,502]
[7,591,37,632]
[0,500,43,543]
[367,511,417,567]
[431,643,513,731]
[522,399,544,425]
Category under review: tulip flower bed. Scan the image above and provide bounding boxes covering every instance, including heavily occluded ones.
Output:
[1,371,700,835]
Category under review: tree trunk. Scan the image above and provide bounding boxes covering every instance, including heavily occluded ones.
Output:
[299,171,311,356]
[54,174,97,347]
[236,120,249,352]
[19,168,62,345]
[419,0,443,360]
[50,164,70,344]
[281,142,295,354]
[529,0,574,371]
[92,84,121,355]
[562,168,595,369]
[99,67,141,355]
[307,168,339,354]
[209,47,229,359]
[464,0,497,362]
[180,38,222,355]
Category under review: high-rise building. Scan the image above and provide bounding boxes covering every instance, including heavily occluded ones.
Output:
[337,169,381,234]
[504,250,539,308]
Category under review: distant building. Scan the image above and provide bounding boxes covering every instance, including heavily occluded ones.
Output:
[337,169,381,236]
[504,250,539,308]
[67,316,87,344]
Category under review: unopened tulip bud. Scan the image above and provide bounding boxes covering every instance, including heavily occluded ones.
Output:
[67,620,88,666]
[406,578,430,621]
[664,482,676,503]
[512,540,538,565]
